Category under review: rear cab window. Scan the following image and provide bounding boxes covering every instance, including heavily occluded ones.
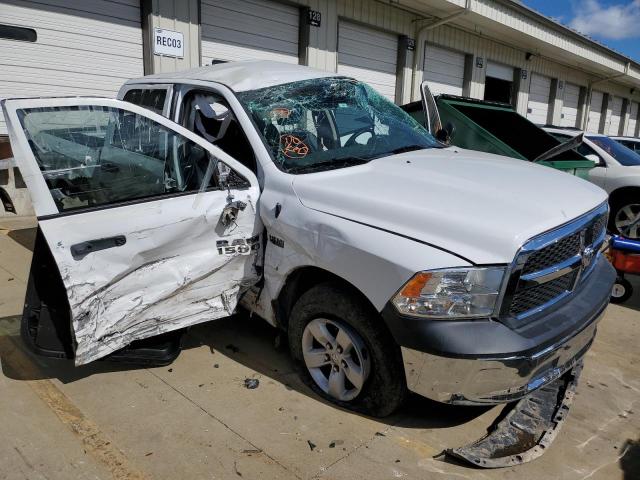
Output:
[122,88,169,116]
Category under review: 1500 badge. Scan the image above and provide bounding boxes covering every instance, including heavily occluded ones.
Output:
[216,235,260,255]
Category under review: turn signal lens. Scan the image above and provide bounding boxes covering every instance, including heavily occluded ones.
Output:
[393,267,505,319]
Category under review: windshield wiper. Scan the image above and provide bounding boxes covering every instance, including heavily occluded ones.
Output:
[286,157,369,174]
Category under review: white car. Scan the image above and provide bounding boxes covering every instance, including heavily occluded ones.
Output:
[544,127,640,239]
[2,62,614,420]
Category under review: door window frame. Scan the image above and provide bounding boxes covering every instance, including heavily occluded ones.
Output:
[2,97,259,219]
[169,82,274,185]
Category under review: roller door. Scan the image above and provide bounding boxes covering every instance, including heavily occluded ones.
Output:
[587,91,604,133]
[526,73,552,125]
[0,0,144,134]
[608,96,624,135]
[337,21,398,101]
[626,102,639,137]
[200,0,300,65]
[561,83,581,128]
[423,45,465,96]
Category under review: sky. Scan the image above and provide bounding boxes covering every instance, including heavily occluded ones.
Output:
[522,0,640,62]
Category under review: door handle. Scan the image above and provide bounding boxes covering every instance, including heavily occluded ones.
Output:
[70,235,126,260]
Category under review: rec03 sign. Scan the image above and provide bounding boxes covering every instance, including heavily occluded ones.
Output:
[153,28,184,58]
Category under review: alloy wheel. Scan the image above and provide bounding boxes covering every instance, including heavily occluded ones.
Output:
[301,318,370,402]
[615,203,640,239]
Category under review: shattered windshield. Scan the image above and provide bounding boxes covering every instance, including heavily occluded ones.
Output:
[237,77,440,173]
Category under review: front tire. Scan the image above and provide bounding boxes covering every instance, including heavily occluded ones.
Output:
[288,282,406,417]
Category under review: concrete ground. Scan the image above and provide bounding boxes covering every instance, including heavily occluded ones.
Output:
[1,218,638,480]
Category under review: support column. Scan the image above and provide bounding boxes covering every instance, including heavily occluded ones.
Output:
[142,0,200,74]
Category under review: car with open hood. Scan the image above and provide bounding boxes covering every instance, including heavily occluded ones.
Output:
[2,62,615,431]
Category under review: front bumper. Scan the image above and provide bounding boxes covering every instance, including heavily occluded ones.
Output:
[382,255,615,405]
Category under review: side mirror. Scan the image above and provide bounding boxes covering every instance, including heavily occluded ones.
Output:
[584,154,601,166]
[435,122,456,144]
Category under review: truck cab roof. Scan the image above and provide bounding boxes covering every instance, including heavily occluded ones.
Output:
[124,60,338,92]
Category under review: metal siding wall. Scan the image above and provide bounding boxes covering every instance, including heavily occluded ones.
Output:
[527,73,552,125]
[561,82,581,127]
[423,44,466,96]
[200,0,300,65]
[0,0,144,133]
[587,91,604,133]
[608,96,624,135]
[337,20,398,100]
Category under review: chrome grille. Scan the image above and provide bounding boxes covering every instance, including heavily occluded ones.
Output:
[509,271,576,316]
[521,232,581,275]
[501,205,608,320]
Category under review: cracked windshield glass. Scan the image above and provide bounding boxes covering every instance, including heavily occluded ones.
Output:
[238,77,440,173]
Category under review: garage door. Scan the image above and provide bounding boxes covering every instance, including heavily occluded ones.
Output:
[338,21,398,101]
[423,45,465,96]
[608,96,624,135]
[561,82,581,128]
[626,102,639,137]
[0,0,143,134]
[200,0,299,65]
[527,73,552,125]
[587,91,604,133]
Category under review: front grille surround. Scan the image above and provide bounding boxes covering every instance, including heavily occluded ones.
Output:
[500,203,608,321]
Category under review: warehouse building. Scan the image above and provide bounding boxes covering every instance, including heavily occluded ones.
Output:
[2,0,640,138]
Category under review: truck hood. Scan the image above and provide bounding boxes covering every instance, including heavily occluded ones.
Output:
[292,148,608,264]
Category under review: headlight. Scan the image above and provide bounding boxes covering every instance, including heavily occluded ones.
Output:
[393,267,506,319]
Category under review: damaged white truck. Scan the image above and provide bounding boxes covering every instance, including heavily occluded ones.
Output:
[2,61,616,467]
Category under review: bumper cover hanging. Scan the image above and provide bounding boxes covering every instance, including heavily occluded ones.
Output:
[446,363,582,468]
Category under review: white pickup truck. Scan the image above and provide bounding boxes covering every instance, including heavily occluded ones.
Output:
[2,62,615,423]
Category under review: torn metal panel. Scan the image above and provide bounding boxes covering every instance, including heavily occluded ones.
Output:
[39,188,261,365]
[446,363,582,468]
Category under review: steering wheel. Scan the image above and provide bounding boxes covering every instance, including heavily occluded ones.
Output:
[344,126,376,148]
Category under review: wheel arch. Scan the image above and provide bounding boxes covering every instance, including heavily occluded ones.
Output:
[273,266,381,331]
[608,185,640,206]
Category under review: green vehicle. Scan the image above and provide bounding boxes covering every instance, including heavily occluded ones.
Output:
[401,83,594,179]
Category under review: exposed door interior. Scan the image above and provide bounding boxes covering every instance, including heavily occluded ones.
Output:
[3,98,261,364]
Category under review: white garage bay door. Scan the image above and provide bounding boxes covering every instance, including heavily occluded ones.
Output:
[338,21,398,101]
[200,0,300,65]
[423,45,465,96]
[587,91,604,133]
[561,83,581,128]
[608,96,624,135]
[0,0,144,134]
[627,102,639,137]
[526,73,552,125]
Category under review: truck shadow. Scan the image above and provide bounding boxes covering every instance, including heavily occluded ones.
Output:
[181,313,493,430]
[0,311,490,430]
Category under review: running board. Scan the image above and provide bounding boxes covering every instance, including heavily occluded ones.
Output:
[446,363,582,468]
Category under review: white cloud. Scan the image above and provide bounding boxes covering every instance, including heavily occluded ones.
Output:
[568,0,640,40]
